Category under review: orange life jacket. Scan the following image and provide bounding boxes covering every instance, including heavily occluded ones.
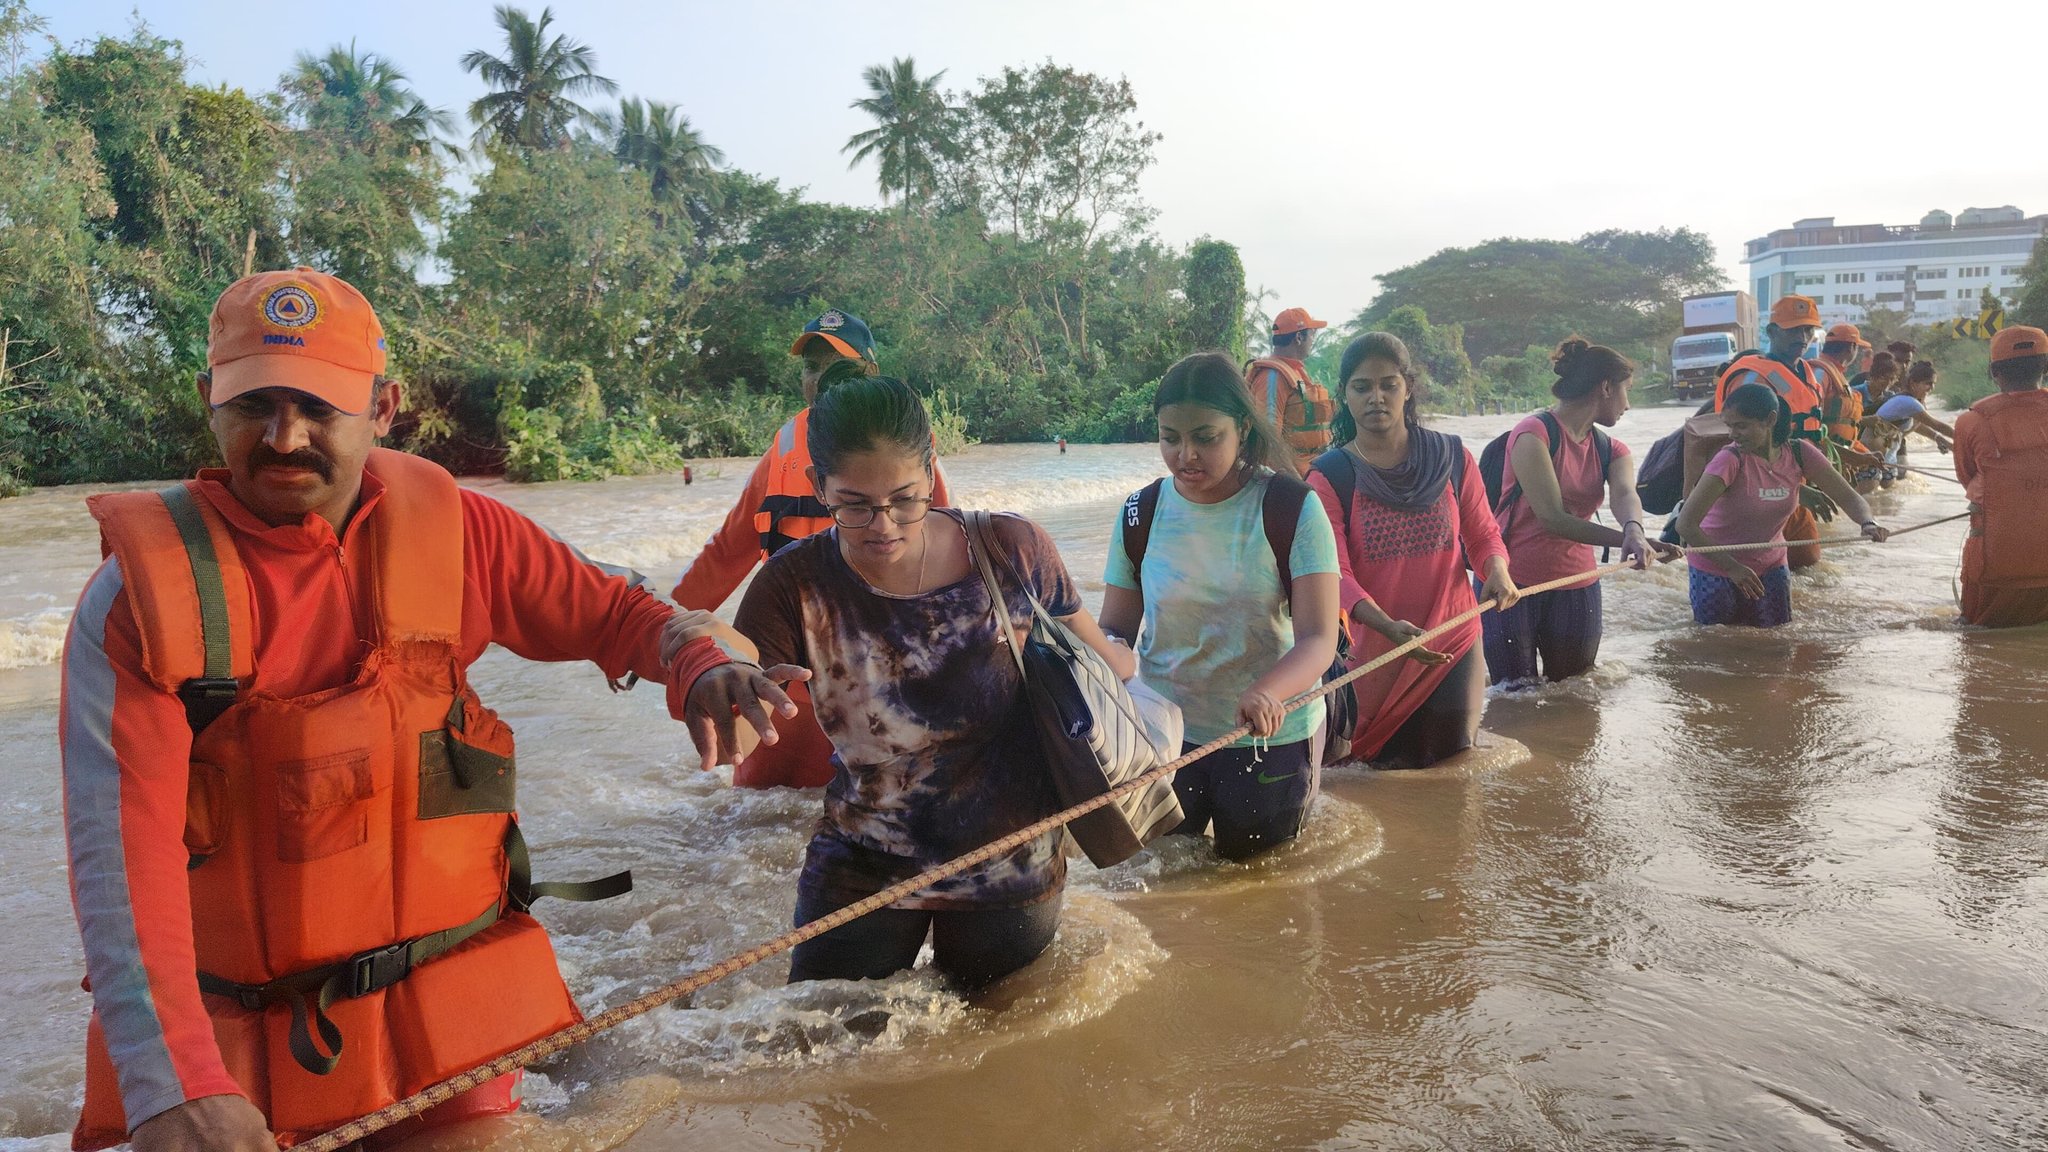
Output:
[1811,358,1865,444]
[752,408,832,557]
[1962,391,2048,589]
[1246,357,1336,467]
[76,450,609,1148]
[1714,354,1827,442]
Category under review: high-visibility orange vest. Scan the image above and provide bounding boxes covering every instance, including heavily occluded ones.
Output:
[752,409,834,557]
[75,450,598,1148]
[1714,354,1827,442]
[1962,391,2048,590]
[1811,358,1865,444]
[1246,356,1336,467]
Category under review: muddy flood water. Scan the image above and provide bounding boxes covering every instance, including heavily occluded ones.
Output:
[3,403,2044,1151]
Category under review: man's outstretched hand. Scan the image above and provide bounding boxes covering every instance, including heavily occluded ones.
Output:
[131,1095,272,1152]
[683,661,811,768]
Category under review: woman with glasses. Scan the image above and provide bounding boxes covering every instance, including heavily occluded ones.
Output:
[682,368,1132,987]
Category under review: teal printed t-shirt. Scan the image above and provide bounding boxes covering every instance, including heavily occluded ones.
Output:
[1104,472,1339,747]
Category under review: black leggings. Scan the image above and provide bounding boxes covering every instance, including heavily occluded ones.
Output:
[788,885,1063,989]
[1374,646,1484,769]
[1168,737,1317,861]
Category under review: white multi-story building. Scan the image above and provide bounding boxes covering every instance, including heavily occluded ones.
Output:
[1742,206,2043,326]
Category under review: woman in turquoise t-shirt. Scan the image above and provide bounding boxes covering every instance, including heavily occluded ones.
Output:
[1098,352,1342,861]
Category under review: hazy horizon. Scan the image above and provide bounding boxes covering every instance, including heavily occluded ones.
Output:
[36,0,2047,323]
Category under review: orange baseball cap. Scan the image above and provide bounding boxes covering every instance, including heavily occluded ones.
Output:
[206,269,387,414]
[1991,325,2048,363]
[1825,322,1869,348]
[1769,295,1823,330]
[1272,307,1329,336]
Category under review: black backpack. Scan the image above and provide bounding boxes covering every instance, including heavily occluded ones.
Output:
[1636,397,1721,516]
[1305,438,1464,531]
[1119,473,1356,742]
[1478,410,1613,522]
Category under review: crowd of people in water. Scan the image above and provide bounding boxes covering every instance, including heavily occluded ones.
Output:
[53,271,2048,1151]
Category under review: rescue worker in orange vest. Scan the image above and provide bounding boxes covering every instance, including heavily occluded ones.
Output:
[1952,325,2048,627]
[670,309,952,789]
[1713,294,1835,567]
[1812,322,1881,471]
[59,270,803,1152]
[1247,307,1337,471]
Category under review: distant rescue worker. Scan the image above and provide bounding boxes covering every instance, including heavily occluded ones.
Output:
[671,309,951,788]
[1713,294,1834,567]
[1247,307,1337,471]
[1952,325,2048,627]
[60,270,793,1152]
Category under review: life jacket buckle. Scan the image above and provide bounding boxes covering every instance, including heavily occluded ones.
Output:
[177,675,241,733]
[347,941,413,997]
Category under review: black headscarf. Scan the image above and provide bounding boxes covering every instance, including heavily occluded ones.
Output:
[1350,425,1463,512]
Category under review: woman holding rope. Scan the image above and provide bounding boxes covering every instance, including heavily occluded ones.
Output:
[1481,337,1678,684]
[1677,381,1889,627]
[1309,332,1517,769]
[679,366,1133,988]
[1098,352,1342,861]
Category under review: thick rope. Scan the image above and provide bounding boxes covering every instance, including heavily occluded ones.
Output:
[299,509,1970,1151]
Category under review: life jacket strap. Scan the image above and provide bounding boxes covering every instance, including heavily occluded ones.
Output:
[196,899,504,1076]
[505,820,634,913]
[160,485,241,733]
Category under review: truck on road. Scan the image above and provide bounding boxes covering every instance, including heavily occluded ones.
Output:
[1669,291,1757,403]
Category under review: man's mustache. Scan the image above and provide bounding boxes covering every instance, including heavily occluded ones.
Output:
[248,444,334,481]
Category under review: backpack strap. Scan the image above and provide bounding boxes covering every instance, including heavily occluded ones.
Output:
[1448,435,1465,499]
[1261,473,1312,602]
[1310,446,1357,529]
[1119,479,1166,590]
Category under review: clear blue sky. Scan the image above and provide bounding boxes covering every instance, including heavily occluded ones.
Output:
[36,0,2048,321]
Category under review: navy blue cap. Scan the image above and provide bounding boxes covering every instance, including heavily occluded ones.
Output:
[790,309,877,362]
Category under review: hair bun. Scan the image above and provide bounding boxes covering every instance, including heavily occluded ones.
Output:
[1550,337,1591,377]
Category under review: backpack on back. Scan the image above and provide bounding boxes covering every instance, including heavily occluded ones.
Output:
[1477,410,1613,522]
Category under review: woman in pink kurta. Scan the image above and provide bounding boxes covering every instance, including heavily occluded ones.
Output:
[1307,332,1517,769]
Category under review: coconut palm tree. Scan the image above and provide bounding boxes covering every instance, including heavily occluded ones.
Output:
[460,5,616,151]
[842,57,953,214]
[286,41,451,157]
[611,96,724,214]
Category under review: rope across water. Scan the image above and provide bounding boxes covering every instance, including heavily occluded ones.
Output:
[296,510,1968,1151]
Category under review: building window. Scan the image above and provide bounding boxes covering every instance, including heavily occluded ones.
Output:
[1794,274,1825,287]
[1875,292,1904,303]
[1833,272,1865,284]
[1958,265,1990,278]
[1832,293,1866,305]
[1916,269,1948,279]
[2005,266,2027,275]
[1876,271,1905,282]
[1919,289,1947,299]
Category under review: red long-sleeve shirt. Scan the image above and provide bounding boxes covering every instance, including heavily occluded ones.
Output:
[61,468,728,1132]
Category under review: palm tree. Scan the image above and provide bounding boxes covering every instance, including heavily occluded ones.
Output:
[842,57,953,214]
[460,5,616,151]
[286,41,451,157]
[611,97,724,213]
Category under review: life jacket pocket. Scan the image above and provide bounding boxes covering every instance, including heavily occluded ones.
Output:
[419,690,517,819]
[275,748,375,862]
[185,760,228,863]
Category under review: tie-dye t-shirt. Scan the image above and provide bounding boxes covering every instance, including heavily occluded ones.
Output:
[736,509,1076,910]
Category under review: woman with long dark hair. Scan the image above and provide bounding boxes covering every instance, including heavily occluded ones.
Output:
[1481,338,1676,684]
[1677,382,1888,627]
[1098,352,1342,861]
[680,373,1133,987]
[1307,332,1516,769]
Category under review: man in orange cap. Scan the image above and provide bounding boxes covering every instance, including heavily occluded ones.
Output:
[59,270,800,1152]
[671,308,952,788]
[1952,325,2048,627]
[1813,322,1877,462]
[1247,307,1336,470]
[1712,294,1836,564]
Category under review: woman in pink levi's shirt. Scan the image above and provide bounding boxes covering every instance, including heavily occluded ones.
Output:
[1677,382,1889,628]
[1481,338,1681,685]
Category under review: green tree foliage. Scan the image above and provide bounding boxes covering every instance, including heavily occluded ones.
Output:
[610,96,722,222]
[1375,306,1473,398]
[2010,235,2048,330]
[842,57,952,214]
[282,42,449,302]
[1358,228,1726,361]
[460,4,615,151]
[1183,239,1246,360]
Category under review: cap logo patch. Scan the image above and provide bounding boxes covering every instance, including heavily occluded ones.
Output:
[263,284,320,330]
[817,310,845,331]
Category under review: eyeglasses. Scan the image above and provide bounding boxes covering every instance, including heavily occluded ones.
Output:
[825,496,933,529]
